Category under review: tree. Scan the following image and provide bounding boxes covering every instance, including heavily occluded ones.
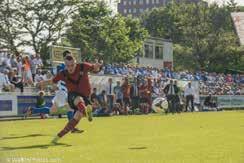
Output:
[227,0,238,12]
[0,0,78,63]
[67,0,148,63]
[66,0,111,60]
[141,0,241,72]
[15,0,78,61]
[0,0,26,53]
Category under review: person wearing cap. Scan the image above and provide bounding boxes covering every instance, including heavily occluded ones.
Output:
[24,91,50,119]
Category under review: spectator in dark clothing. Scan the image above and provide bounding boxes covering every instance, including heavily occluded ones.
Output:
[9,69,24,93]
[163,80,179,113]
[174,80,181,113]
[90,87,99,103]
[95,90,110,116]
[204,94,217,108]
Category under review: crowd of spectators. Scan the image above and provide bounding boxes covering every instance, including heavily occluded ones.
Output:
[99,64,244,96]
[1,53,243,116]
[0,54,243,96]
[0,53,53,93]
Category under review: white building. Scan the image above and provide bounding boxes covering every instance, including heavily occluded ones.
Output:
[101,0,120,14]
[138,37,173,69]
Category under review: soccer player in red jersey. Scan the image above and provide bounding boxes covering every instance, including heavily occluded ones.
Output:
[37,55,102,144]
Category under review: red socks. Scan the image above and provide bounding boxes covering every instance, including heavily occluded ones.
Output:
[77,101,86,112]
[58,119,79,137]
[57,102,85,138]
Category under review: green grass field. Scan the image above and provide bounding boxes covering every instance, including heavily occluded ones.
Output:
[0,111,244,163]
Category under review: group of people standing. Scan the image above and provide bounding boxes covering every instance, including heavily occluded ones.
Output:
[89,76,197,116]
[163,80,195,113]
[90,76,154,115]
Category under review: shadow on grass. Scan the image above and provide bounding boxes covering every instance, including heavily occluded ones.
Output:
[0,134,48,140]
[1,143,72,151]
[128,147,147,150]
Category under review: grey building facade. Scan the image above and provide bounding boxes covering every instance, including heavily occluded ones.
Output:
[118,0,201,17]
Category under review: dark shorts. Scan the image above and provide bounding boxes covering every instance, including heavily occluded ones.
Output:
[123,97,130,106]
[116,99,123,106]
[68,92,91,110]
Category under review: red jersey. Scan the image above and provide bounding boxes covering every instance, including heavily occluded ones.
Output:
[122,83,131,98]
[52,63,94,97]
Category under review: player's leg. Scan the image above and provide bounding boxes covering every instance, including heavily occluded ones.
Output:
[51,96,89,144]
[52,101,84,133]
[51,109,83,144]
[70,110,84,133]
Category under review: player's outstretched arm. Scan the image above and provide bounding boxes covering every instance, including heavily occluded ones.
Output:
[36,79,53,89]
[93,63,102,72]
[92,59,103,73]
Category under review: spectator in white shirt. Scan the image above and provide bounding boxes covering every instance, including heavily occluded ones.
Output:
[0,71,5,91]
[0,69,15,92]
[10,54,17,68]
[4,54,12,68]
[184,82,195,112]
[105,78,114,112]
[35,69,45,83]
[30,55,37,81]
[35,54,43,68]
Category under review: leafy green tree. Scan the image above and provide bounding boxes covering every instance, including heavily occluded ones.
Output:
[67,0,148,63]
[141,0,242,72]
[0,0,25,53]
[0,0,78,63]
[15,0,77,61]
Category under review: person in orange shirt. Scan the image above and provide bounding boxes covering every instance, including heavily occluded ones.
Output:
[146,77,153,111]
[139,79,150,114]
[121,77,131,114]
[22,56,33,85]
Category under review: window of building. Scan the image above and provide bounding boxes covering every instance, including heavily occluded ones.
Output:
[133,0,137,5]
[133,8,137,13]
[139,8,144,13]
[155,46,163,59]
[128,1,131,5]
[144,44,153,58]
[146,0,150,4]
[152,0,154,4]
[124,9,127,14]
[123,0,127,5]
[155,0,159,4]
[128,8,132,13]
[139,0,144,5]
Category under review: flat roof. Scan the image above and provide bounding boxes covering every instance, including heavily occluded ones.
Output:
[146,36,172,43]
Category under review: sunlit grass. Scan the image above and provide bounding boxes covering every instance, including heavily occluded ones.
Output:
[0,111,244,163]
